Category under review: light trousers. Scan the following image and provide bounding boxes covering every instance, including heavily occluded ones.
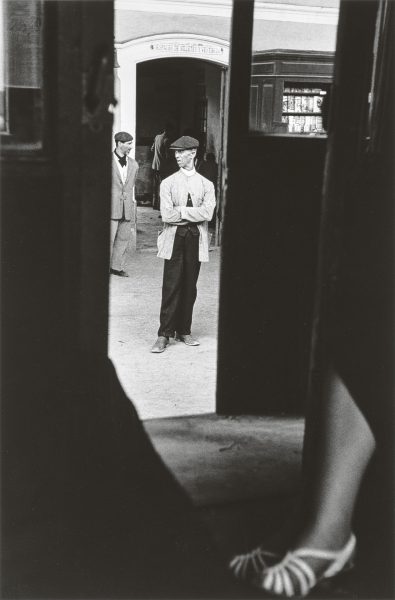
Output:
[110,218,131,271]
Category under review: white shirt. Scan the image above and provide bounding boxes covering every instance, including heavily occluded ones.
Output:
[114,154,128,184]
[180,167,196,177]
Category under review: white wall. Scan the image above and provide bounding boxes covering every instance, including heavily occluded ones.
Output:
[116,11,231,45]
[252,19,338,52]
[115,2,339,53]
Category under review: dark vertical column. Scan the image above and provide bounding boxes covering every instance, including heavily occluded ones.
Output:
[216,0,255,414]
[56,0,114,359]
[216,1,326,414]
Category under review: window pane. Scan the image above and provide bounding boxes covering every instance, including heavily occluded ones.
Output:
[1,0,44,149]
[249,0,340,135]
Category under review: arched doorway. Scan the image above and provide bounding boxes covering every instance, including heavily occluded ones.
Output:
[135,57,224,249]
[114,33,229,137]
[114,34,229,249]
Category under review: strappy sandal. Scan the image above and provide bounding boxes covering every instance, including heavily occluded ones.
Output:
[251,534,356,597]
[229,546,280,580]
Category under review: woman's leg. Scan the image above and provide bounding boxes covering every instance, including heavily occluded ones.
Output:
[230,367,376,593]
[296,367,376,552]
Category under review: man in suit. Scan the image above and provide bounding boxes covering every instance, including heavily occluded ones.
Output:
[111,131,139,277]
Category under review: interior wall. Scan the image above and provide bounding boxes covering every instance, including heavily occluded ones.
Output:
[137,60,182,141]
[178,65,196,137]
[135,60,179,201]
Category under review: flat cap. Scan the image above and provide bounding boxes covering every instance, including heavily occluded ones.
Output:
[114,131,133,143]
[169,135,199,150]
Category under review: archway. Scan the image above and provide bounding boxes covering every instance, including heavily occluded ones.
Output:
[114,33,229,140]
[109,35,228,418]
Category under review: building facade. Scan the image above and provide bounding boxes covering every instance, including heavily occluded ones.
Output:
[114,0,339,204]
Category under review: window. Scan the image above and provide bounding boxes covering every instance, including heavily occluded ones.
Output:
[249,0,339,135]
[282,85,327,134]
[1,0,44,150]
[249,51,333,135]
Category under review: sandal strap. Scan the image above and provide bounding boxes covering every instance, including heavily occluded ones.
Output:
[286,561,313,597]
[294,547,343,560]
[261,552,316,597]
[289,555,316,586]
[232,535,356,597]
[229,546,279,578]
[251,549,268,571]
[279,564,294,597]
[294,534,356,569]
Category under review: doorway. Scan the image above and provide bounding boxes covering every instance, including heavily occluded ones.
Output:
[108,57,224,419]
[108,57,225,419]
[134,57,225,250]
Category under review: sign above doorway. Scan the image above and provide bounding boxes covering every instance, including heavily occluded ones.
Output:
[116,34,229,66]
[149,39,225,59]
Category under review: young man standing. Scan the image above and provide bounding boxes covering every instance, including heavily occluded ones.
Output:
[151,136,216,353]
[110,131,139,277]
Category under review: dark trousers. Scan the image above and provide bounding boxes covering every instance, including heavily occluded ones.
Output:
[152,170,161,210]
[158,227,201,338]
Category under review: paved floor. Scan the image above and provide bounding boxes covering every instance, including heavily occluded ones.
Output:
[108,205,219,419]
[144,413,304,506]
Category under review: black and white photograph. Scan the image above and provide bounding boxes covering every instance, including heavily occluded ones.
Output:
[1,0,394,598]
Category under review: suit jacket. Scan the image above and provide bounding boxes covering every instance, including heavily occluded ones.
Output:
[111,156,139,220]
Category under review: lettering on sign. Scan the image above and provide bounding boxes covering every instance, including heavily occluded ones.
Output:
[150,42,224,56]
